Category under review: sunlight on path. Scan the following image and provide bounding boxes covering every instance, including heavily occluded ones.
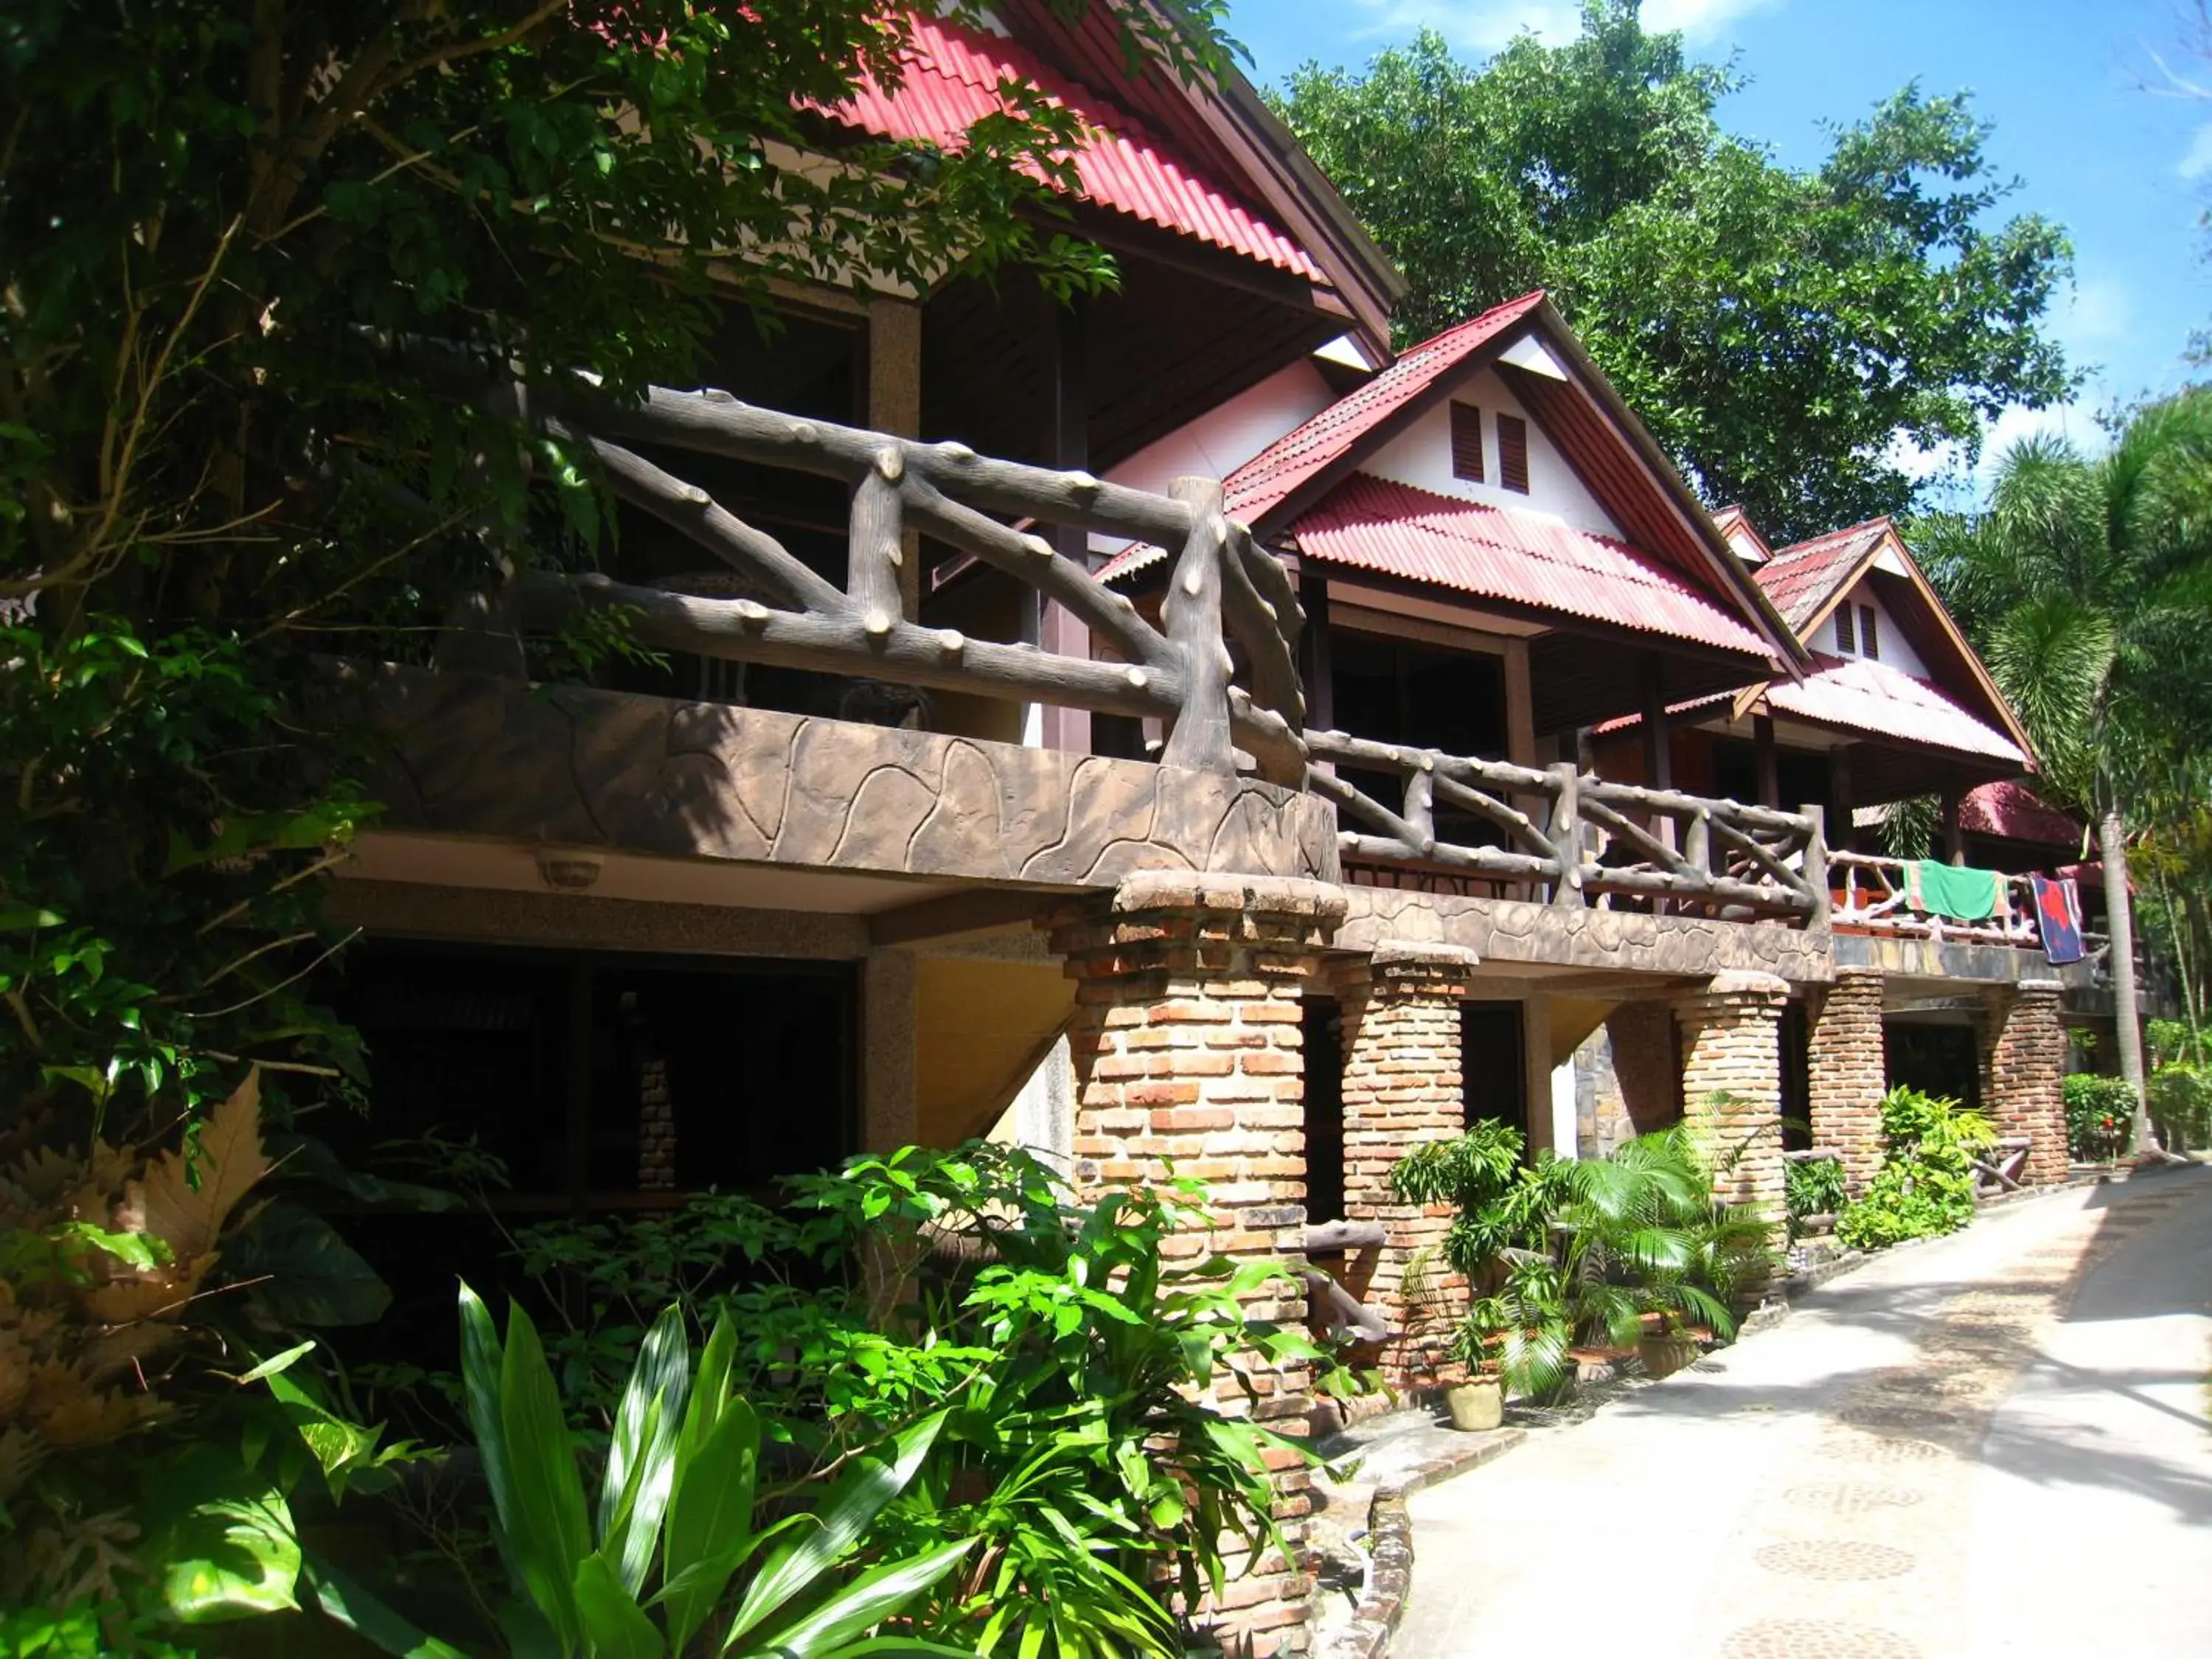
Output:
[1395,1172,2212,1659]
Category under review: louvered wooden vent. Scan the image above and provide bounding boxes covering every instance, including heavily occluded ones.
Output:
[1450,403,1484,481]
[1834,605,1856,653]
[1498,413,1530,494]
[1860,605,1879,660]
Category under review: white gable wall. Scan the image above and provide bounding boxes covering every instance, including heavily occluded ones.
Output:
[1823,577,1930,678]
[1104,358,1339,500]
[1362,365,1622,539]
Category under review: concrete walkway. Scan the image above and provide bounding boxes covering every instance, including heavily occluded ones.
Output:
[1393,1167,2212,1659]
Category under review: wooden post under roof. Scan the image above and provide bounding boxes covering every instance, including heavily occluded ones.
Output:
[1300,569,1334,772]
[866,297,923,618]
[1941,789,1966,866]
[1753,712,1780,810]
[1036,292,1090,755]
[1640,653,1677,854]
[1828,743,1857,857]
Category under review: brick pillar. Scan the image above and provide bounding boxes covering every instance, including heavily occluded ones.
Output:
[1335,942,1478,1394]
[1805,969,1888,1194]
[1050,871,1346,1658]
[1675,972,1789,1267]
[1979,980,2068,1185]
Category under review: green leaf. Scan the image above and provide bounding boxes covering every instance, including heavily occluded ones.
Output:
[600,1304,690,1596]
[724,1412,947,1649]
[499,1298,593,1655]
[0,904,64,932]
[301,1556,471,1658]
[573,1551,666,1659]
[660,1388,758,1657]
[226,1201,392,1325]
[136,1453,300,1624]
[737,1540,975,1659]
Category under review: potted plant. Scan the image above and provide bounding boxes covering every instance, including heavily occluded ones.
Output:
[1441,1301,1509,1431]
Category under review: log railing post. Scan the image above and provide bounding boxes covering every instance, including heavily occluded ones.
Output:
[1159,476,1235,774]
[1548,760,1585,908]
[1403,759,1437,856]
[1802,804,1831,928]
[848,447,908,639]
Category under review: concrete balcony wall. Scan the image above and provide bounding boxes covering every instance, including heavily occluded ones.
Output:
[343,664,1338,893]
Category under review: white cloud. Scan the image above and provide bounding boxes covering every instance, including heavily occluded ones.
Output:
[1350,0,1781,52]
[2180,121,2212,181]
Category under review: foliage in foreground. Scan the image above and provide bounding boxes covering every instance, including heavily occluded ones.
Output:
[1273,4,2072,541]
[1835,1088,1996,1251]
[310,1288,975,1659]
[501,1145,1309,1658]
[1389,1120,1773,1399]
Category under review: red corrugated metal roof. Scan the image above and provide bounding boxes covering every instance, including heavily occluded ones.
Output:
[1962,780,2081,847]
[1767,655,2029,764]
[1096,291,1546,580]
[1753,518,1891,631]
[822,15,1322,280]
[1289,474,1773,658]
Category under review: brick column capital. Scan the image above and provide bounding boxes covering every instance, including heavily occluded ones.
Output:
[1333,939,1480,1003]
[1676,970,1790,1023]
[1047,874,1346,986]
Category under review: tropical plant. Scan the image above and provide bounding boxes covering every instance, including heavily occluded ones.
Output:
[308,1285,977,1659]
[2146,1064,2212,1152]
[1273,5,2072,542]
[1783,1155,1849,1235]
[2062,1072,2135,1164]
[505,1144,1311,1659]
[1835,1087,1997,1250]
[1391,1124,1773,1401]
[1917,389,2212,1141]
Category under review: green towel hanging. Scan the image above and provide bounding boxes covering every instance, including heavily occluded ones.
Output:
[1907,859,2003,922]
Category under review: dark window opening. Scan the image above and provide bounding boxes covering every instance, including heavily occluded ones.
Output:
[1330,632,1512,849]
[1497,414,1531,495]
[1860,605,1879,661]
[1885,1020,1975,1113]
[327,941,857,1206]
[1449,403,1485,482]
[1302,999,1346,1226]
[1834,604,1856,655]
[1781,1000,1812,1152]
[1461,1002,1528,1152]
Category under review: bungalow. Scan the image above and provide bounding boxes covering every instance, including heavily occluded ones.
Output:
[310,8,2138,1650]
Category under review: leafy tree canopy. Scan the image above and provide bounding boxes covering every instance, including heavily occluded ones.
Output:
[0,0,1223,1119]
[1273,1,2076,543]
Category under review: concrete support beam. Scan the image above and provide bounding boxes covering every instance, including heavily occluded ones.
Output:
[861,947,919,1153]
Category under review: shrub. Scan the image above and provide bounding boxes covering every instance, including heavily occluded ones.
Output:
[504,1145,1310,1659]
[2148,1063,2212,1151]
[1784,1155,1848,1234]
[2062,1072,2135,1163]
[1390,1121,1774,1400]
[1835,1087,1994,1251]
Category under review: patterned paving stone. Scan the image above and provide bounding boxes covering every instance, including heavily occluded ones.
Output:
[1784,1481,1927,1515]
[1754,1541,1919,1581]
[1716,1618,1922,1657]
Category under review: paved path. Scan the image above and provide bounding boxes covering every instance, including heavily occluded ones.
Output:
[1393,1168,2212,1659]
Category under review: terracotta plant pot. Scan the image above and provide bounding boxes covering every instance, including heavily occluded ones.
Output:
[1637,1332,1703,1380]
[1444,1377,1504,1431]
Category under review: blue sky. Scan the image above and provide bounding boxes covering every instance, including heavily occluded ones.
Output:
[1230,0,2212,485]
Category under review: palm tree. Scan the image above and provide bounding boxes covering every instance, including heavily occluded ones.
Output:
[1919,389,2212,1148]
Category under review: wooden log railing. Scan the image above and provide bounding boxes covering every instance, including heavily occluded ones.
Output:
[1310,731,1825,923]
[493,386,1309,785]
[1829,852,2039,947]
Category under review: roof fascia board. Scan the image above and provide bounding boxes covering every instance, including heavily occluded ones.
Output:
[1517,299,1809,675]
[1866,524,2041,766]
